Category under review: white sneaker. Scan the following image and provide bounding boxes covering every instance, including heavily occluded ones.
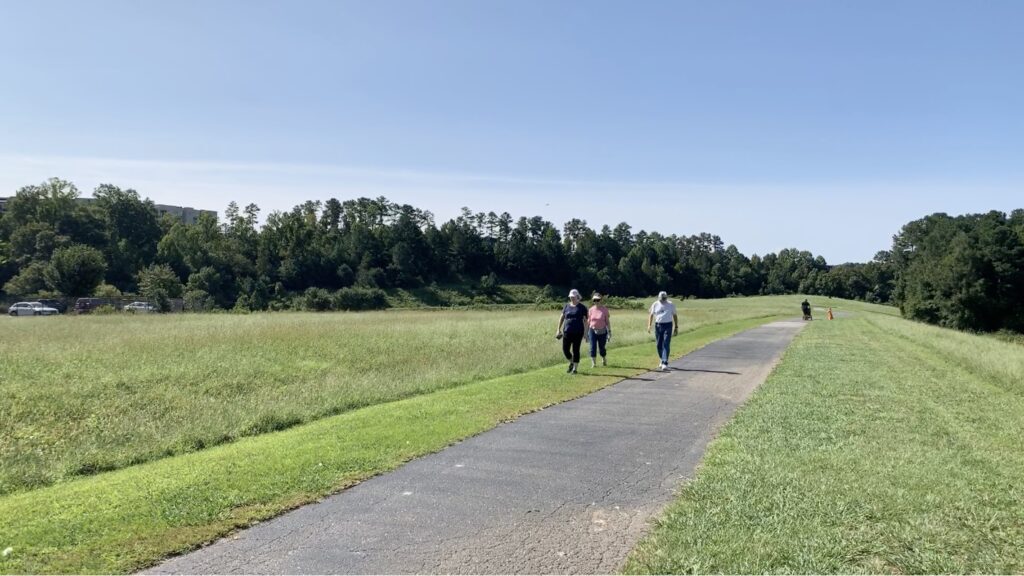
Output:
[590,359,596,368]
[601,357,607,366]
[659,363,668,371]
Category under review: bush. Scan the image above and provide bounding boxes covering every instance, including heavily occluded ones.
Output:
[3,262,48,296]
[301,287,333,311]
[148,288,172,313]
[479,272,500,296]
[602,295,648,310]
[541,284,562,301]
[233,294,252,312]
[332,287,389,311]
[336,264,355,287]
[268,298,292,312]
[355,267,385,289]
[92,304,118,315]
[184,289,215,312]
[93,284,123,298]
[137,264,184,306]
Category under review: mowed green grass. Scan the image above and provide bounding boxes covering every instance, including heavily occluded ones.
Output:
[0,314,783,574]
[0,295,837,495]
[625,312,1024,574]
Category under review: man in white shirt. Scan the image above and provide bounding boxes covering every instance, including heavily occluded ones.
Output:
[647,291,679,371]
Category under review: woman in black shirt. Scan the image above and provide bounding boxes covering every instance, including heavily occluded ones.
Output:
[556,289,589,374]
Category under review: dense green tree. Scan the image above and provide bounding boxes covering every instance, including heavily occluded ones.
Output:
[186,266,234,309]
[0,178,105,250]
[92,184,162,290]
[8,222,67,265]
[137,264,185,312]
[3,261,49,296]
[43,244,107,297]
[0,239,13,290]
[891,211,1024,332]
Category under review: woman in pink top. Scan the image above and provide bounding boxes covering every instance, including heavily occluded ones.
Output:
[587,292,612,367]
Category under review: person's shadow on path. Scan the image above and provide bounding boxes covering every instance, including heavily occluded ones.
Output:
[614,365,741,376]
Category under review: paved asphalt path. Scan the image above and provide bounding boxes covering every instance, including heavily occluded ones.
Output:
[148,320,806,575]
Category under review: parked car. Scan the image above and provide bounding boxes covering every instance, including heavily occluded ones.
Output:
[124,301,157,313]
[8,301,61,316]
[74,297,114,314]
[36,298,68,313]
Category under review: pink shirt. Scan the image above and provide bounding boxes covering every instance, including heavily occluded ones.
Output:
[588,305,610,329]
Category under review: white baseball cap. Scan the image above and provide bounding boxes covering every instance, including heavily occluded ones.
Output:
[658,291,668,300]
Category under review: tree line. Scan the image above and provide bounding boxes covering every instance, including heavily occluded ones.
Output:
[0,176,964,320]
[889,210,1024,333]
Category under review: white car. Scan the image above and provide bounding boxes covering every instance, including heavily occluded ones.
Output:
[124,301,157,313]
[8,301,61,316]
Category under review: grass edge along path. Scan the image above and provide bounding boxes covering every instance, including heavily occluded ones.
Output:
[623,313,1024,574]
[0,315,781,575]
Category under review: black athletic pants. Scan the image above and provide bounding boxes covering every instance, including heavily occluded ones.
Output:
[562,331,584,363]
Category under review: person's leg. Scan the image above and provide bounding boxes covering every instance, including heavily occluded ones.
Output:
[571,332,583,364]
[588,329,598,364]
[655,324,667,365]
[656,323,672,366]
[562,333,572,360]
[597,332,607,358]
[654,325,662,364]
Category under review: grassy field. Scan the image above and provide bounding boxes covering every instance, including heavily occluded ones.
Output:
[0,294,832,496]
[0,314,784,574]
[625,312,1024,574]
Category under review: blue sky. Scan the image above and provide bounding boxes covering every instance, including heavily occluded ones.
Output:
[1,0,1021,263]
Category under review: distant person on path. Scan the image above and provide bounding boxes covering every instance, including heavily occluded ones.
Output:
[647,291,679,371]
[587,292,612,368]
[556,289,588,374]
[801,299,812,321]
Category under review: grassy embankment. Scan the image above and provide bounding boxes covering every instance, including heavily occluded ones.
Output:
[0,295,818,495]
[0,295,835,573]
[625,311,1024,574]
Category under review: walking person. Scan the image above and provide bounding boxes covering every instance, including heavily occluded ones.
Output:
[587,292,612,367]
[647,291,678,371]
[556,289,588,374]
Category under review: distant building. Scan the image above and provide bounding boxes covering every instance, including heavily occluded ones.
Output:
[153,204,217,225]
[0,195,214,224]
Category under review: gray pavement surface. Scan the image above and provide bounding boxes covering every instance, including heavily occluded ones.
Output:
[148,320,806,575]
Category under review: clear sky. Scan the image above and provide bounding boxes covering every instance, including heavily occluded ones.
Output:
[1,0,1021,263]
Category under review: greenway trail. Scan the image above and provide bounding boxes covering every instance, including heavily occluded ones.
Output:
[150,320,805,575]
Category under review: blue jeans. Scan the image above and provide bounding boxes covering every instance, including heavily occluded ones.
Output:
[655,322,673,364]
[589,329,608,358]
